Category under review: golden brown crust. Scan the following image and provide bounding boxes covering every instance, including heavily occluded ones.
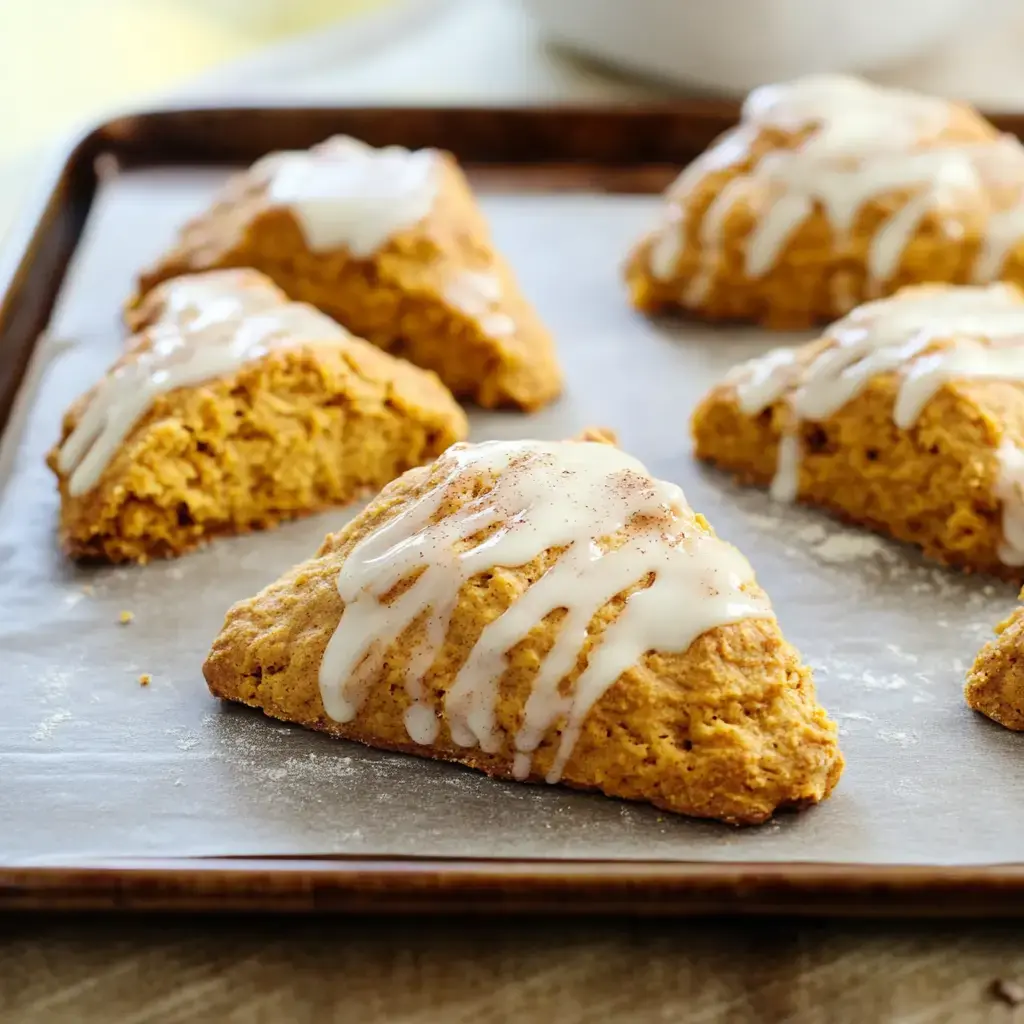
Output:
[691,288,1024,578]
[966,598,1024,729]
[625,101,1024,328]
[127,149,562,411]
[47,330,468,564]
[693,376,1018,578]
[203,445,844,825]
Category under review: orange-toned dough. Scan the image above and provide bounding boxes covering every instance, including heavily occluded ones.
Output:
[48,302,467,564]
[204,436,843,825]
[128,139,562,411]
[966,596,1024,729]
[626,76,1024,329]
[692,285,1024,579]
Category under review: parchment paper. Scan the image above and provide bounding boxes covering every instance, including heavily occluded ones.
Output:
[2,168,1022,866]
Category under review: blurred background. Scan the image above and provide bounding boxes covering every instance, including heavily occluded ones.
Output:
[1,0,1023,240]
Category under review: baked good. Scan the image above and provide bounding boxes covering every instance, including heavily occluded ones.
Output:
[48,271,468,563]
[692,282,1024,578]
[127,136,563,410]
[203,435,843,825]
[966,596,1024,729]
[626,74,1024,328]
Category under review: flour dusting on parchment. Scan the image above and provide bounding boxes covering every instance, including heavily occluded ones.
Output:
[30,669,73,742]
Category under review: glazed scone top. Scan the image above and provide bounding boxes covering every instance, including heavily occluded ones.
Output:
[57,279,349,497]
[319,438,774,780]
[742,74,950,156]
[128,269,288,334]
[442,270,516,339]
[253,135,439,257]
[723,283,1024,562]
[650,74,1024,295]
[243,137,518,344]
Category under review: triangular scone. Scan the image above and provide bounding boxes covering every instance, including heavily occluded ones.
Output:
[126,136,563,411]
[626,74,1024,329]
[203,435,843,825]
[48,274,468,563]
[692,283,1024,578]
[966,595,1024,729]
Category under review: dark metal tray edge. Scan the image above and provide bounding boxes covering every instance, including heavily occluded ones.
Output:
[8,859,1024,916]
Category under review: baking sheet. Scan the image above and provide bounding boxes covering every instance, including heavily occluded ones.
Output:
[2,166,1022,866]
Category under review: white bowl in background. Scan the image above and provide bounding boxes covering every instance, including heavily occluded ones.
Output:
[518,0,982,96]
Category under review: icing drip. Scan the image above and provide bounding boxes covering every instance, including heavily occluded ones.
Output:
[58,300,347,497]
[770,434,802,504]
[649,128,755,283]
[258,135,438,256]
[977,204,1024,283]
[648,208,684,283]
[742,74,950,142]
[648,74,1024,294]
[318,440,772,781]
[443,270,516,339]
[727,346,800,416]
[727,284,1024,561]
[145,271,285,332]
[995,443,1024,565]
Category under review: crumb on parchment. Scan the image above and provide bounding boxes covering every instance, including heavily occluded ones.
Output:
[139,674,151,687]
[119,610,134,625]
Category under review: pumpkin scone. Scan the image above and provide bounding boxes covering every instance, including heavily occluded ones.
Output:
[48,272,467,563]
[626,74,1024,328]
[203,435,843,825]
[127,136,562,410]
[965,596,1024,730]
[692,283,1024,578]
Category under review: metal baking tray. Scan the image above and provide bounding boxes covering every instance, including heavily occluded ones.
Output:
[4,103,1024,914]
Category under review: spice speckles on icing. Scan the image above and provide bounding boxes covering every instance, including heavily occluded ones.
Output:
[318,440,773,780]
[58,277,347,497]
[443,271,516,339]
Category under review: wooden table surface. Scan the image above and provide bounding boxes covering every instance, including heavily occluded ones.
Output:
[2,914,1023,1023]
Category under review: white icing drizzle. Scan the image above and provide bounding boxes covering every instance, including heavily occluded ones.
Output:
[142,270,286,332]
[995,443,1024,565]
[318,440,772,781]
[727,346,800,416]
[256,135,438,257]
[58,301,347,497]
[443,270,516,339]
[649,128,755,283]
[649,74,1024,294]
[726,284,1024,561]
[977,204,1024,283]
[680,176,756,302]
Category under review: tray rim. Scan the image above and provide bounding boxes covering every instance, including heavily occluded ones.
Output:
[4,101,1024,915]
[7,859,1024,916]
